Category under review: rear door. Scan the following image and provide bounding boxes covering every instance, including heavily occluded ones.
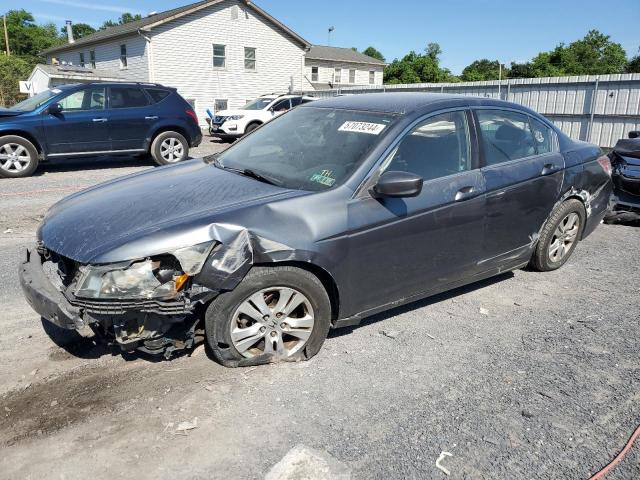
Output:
[44,86,110,154]
[107,86,155,151]
[346,110,486,313]
[475,109,564,269]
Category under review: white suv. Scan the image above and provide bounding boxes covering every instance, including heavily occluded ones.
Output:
[208,94,315,139]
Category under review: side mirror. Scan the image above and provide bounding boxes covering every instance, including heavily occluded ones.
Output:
[47,103,63,115]
[372,171,423,198]
[629,131,640,139]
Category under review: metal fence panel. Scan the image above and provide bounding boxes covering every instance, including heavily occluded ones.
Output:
[298,74,640,147]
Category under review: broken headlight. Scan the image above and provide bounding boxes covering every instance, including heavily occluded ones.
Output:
[74,242,216,300]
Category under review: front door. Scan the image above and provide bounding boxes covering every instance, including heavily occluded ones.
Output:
[345,110,486,315]
[475,109,564,269]
[44,86,110,154]
[107,86,154,151]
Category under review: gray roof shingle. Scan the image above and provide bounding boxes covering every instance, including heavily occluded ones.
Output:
[43,0,310,54]
[306,45,386,66]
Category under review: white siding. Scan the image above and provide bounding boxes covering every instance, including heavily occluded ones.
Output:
[47,35,150,82]
[149,0,306,123]
[303,60,384,89]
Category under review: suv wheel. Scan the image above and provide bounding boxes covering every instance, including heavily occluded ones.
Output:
[151,131,189,166]
[530,199,586,271]
[205,266,332,367]
[245,123,260,135]
[0,135,39,178]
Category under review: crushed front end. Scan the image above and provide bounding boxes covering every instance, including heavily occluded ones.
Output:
[19,242,218,359]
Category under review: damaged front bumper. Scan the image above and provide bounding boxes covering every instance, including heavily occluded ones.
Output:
[19,247,217,358]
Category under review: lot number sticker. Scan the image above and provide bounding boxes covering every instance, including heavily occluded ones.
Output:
[339,121,387,135]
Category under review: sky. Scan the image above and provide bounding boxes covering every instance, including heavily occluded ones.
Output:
[3,0,639,74]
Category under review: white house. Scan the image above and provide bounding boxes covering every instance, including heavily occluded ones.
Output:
[40,0,310,124]
[303,45,385,90]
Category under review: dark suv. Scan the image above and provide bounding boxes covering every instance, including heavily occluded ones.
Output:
[0,82,202,178]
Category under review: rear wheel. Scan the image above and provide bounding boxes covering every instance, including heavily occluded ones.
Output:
[150,131,189,166]
[205,266,331,367]
[0,135,39,178]
[530,199,586,271]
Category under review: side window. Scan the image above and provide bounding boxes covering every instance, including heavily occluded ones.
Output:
[108,87,149,109]
[476,110,536,166]
[272,99,291,112]
[290,97,302,107]
[145,88,171,103]
[530,117,555,155]
[383,111,471,182]
[58,87,105,111]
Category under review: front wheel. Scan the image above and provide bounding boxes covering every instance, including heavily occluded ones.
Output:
[150,131,189,166]
[530,199,586,271]
[0,135,39,178]
[205,266,331,367]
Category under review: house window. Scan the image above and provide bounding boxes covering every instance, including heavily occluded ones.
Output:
[79,52,85,67]
[244,47,256,70]
[120,44,127,69]
[349,69,356,83]
[334,68,341,84]
[213,44,226,68]
[311,66,319,82]
[89,50,96,69]
[369,71,375,84]
[214,99,228,112]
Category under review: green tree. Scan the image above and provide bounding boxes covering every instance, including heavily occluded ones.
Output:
[0,55,34,107]
[461,59,505,81]
[60,22,96,40]
[363,46,385,62]
[384,43,458,84]
[99,12,142,30]
[626,48,640,73]
[3,9,61,57]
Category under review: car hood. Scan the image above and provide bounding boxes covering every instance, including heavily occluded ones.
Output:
[217,109,258,117]
[0,108,24,118]
[39,159,304,264]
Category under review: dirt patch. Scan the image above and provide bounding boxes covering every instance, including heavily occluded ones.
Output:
[0,364,144,446]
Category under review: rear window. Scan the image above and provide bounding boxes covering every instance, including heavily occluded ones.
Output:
[145,88,171,104]
[108,87,149,109]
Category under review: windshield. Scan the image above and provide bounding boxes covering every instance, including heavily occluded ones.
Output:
[242,98,275,110]
[10,88,61,112]
[217,107,396,191]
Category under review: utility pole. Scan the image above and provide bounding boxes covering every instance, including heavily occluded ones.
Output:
[3,15,10,56]
[328,26,334,46]
[498,62,502,98]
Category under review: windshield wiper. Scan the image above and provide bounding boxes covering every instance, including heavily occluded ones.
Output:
[214,161,282,186]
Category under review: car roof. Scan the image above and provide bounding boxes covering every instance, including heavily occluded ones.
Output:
[304,92,537,116]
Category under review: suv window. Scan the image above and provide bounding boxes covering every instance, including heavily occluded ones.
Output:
[530,117,555,155]
[477,110,536,165]
[58,87,106,111]
[145,88,171,104]
[384,111,471,181]
[271,99,291,113]
[108,87,149,109]
[291,97,302,107]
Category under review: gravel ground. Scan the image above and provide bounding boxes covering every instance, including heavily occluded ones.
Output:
[0,139,638,479]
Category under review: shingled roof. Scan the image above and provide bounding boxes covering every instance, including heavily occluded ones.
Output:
[306,46,386,66]
[43,0,310,54]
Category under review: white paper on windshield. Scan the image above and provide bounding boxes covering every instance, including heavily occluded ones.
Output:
[338,121,386,135]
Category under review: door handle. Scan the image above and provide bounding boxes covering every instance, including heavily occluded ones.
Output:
[145,116,159,120]
[455,186,476,202]
[541,163,557,176]
[92,118,107,123]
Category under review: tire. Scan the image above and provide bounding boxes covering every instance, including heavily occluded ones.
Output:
[150,131,189,166]
[244,123,260,135]
[530,199,586,272]
[0,135,39,178]
[205,266,332,368]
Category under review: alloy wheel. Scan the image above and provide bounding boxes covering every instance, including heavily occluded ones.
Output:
[0,143,32,173]
[548,212,580,262]
[230,287,315,359]
[159,137,185,163]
